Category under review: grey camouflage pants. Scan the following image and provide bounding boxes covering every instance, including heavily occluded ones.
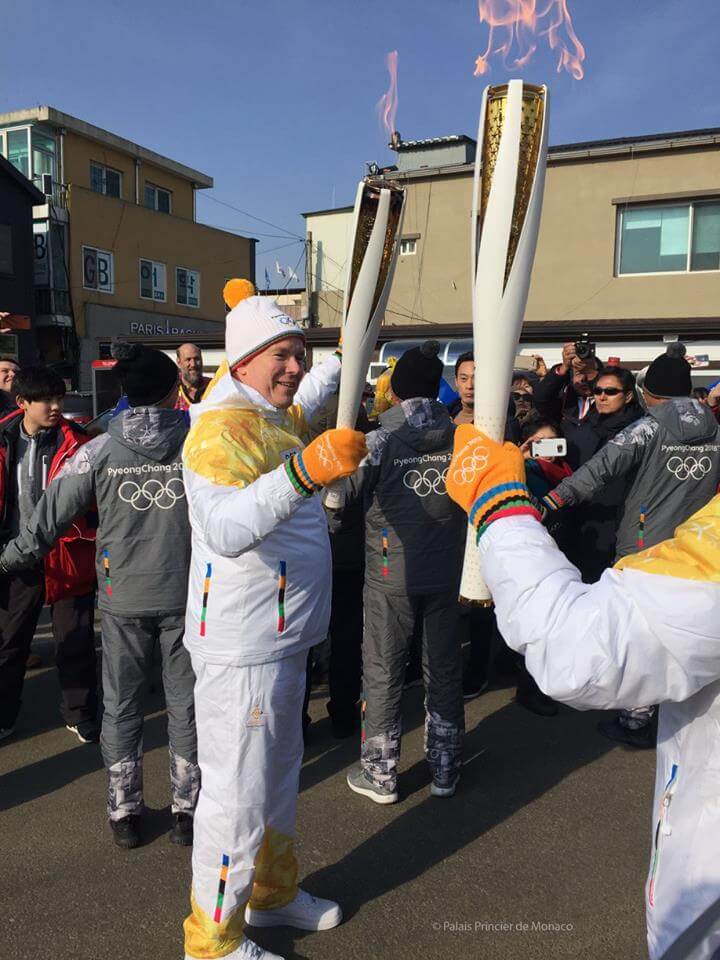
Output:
[361,586,464,791]
[101,613,199,820]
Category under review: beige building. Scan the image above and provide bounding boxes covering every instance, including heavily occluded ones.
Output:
[0,106,255,388]
[304,129,720,380]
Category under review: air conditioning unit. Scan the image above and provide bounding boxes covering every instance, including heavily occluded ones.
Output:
[41,173,53,197]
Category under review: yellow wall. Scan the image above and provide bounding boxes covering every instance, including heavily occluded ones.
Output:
[68,185,253,335]
[62,130,194,219]
[364,145,720,328]
[530,148,720,322]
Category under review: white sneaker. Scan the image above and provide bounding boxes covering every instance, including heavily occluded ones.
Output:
[185,936,284,960]
[431,777,459,798]
[245,888,342,931]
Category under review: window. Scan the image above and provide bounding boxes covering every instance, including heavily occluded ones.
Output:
[31,129,56,191]
[7,129,30,177]
[144,183,172,214]
[400,238,417,256]
[139,259,167,302]
[82,245,114,294]
[617,200,720,275]
[90,162,122,198]
[176,267,200,307]
[0,225,13,275]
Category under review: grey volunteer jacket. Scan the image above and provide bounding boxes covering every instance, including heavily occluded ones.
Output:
[343,398,465,594]
[551,397,720,559]
[0,407,190,616]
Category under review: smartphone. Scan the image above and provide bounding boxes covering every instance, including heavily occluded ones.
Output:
[531,437,567,458]
[513,354,536,371]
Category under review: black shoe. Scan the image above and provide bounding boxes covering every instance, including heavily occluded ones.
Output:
[66,720,100,744]
[516,688,558,717]
[110,815,141,849]
[169,812,193,846]
[463,673,489,701]
[598,716,657,750]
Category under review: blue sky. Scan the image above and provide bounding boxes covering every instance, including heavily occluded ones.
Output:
[3,0,719,287]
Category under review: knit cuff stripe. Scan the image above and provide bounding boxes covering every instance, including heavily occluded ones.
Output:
[477,504,542,541]
[469,482,531,528]
[543,490,565,511]
[285,455,316,497]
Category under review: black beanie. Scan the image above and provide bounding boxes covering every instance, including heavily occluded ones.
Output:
[644,343,692,398]
[111,341,178,406]
[390,340,443,401]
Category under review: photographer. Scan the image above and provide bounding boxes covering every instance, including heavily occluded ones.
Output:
[533,340,602,468]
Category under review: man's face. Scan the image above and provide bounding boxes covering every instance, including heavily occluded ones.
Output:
[177,345,203,387]
[18,395,63,430]
[0,361,19,394]
[456,361,475,408]
[232,337,306,410]
[572,363,600,397]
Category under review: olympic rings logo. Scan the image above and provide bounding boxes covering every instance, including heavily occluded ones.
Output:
[402,467,448,497]
[118,477,186,511]
[666,456,713,481]
[450,442,490,485]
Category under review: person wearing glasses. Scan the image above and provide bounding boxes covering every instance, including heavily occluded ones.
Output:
[543,347,720,749]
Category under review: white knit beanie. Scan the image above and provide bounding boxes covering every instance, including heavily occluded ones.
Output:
[225,296,305,367]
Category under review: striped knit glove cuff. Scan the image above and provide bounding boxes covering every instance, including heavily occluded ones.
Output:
[541,489,565,513]
[469,482,542,543]
[285,451,321,498]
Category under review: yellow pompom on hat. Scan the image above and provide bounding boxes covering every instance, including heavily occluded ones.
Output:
[223,278,256,309]
[223,278,305,367]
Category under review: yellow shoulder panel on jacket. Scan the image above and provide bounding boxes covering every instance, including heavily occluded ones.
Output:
[616,494,720,583]
[184,410,269,488]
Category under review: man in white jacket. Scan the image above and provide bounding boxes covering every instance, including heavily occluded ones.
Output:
[181,280,367,960]
[444,424,720,960]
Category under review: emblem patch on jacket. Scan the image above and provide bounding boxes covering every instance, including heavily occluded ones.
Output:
[247,705,266,727]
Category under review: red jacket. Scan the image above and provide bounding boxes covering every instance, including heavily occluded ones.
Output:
[0,412,96,604]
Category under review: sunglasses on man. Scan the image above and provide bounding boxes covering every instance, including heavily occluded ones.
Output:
[511,392,532,402]
[592,386,623,397]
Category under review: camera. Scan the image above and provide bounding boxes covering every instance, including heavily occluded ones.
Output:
[574,338,596,361]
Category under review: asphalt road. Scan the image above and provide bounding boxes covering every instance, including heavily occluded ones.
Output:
[1,624,655,960]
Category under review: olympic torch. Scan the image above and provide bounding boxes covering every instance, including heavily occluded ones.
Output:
[324,178,405,509]
[459,80,549,602]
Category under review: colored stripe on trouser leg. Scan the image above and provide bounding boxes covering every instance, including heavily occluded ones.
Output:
[213,854,230,923]
[200,563,212,637]
[361,697,366,743]
[638,505,647,549]
[277,561,287,632]
[102,549,112,597]
[382,529,388,577]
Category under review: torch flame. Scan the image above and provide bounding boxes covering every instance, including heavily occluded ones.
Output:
[377,50,399,140]
[474,0,585,80]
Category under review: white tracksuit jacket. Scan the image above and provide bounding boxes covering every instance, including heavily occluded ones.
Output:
[478,496,720,960]
[182,355,341,666]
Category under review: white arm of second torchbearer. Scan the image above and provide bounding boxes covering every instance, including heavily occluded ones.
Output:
[459,79,549,603]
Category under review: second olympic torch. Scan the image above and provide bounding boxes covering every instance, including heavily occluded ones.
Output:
[324,178,405,510]
[459,79,549,603]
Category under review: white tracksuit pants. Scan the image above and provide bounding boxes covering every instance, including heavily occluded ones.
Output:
[184,650,306,959]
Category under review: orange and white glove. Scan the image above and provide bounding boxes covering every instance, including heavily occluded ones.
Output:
[285,428,367,496]
[446,425,541,541]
